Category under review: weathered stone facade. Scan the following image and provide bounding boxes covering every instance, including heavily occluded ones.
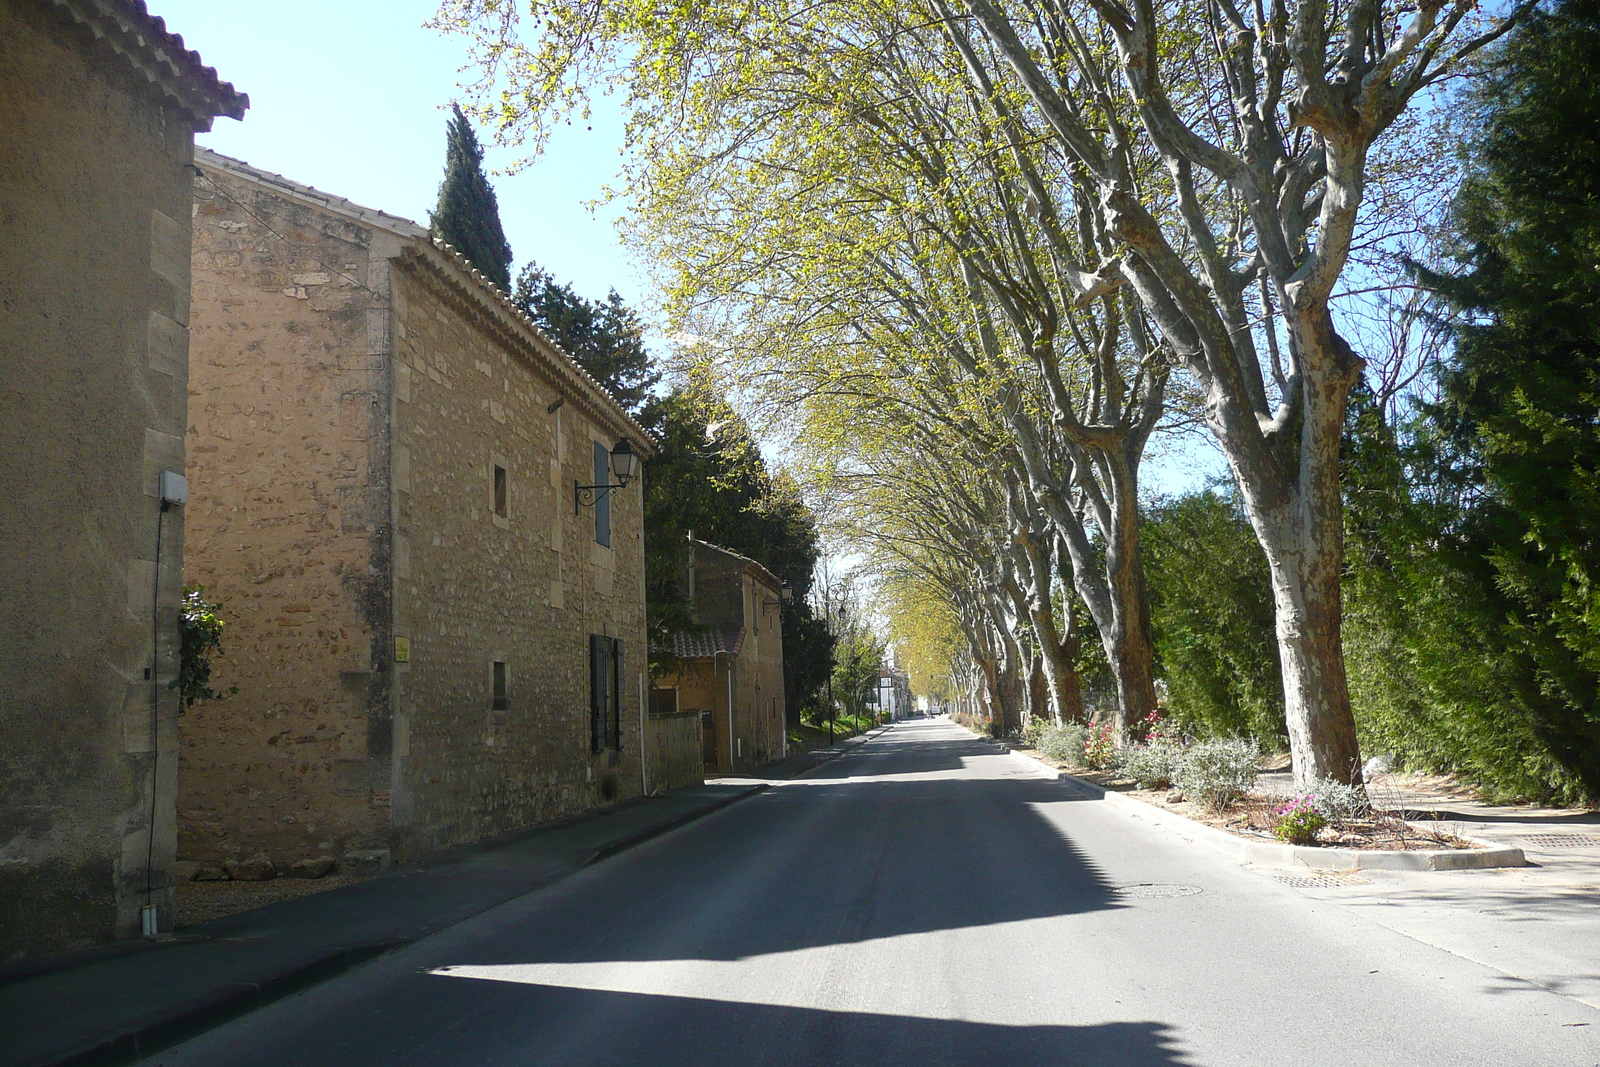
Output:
[657,540,787,775]
[0,0,244,957]
[180,150,651,870]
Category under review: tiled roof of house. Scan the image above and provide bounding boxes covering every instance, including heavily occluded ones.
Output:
[664,628,746,661]
[191,147,653,454]
[54,0,247,128]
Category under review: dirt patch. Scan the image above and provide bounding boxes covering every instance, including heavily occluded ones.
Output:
[1019,749,1476,851]
[174,873,368,929]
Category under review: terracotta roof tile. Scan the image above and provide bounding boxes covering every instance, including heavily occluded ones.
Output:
[54,0,247,126]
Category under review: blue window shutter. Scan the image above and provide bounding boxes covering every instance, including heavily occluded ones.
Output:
[593,440,611,547]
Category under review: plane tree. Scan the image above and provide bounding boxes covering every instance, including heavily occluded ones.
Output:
[435,0,1517,781]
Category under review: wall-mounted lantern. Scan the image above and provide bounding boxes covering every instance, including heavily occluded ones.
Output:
[762,580,793,615]
[574,439,640,512]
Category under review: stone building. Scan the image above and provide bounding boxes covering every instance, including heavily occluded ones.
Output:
[654,539,788,775]
[179,149,653,871]
[0,1,244,956]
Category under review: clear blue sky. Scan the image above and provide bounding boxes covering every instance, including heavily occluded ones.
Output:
[158,0,644,312]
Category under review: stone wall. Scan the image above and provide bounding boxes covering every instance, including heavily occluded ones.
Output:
[0,3,207,955]
[181,153,650,871]
[697,546,787,770]
[738,581,788,768]
[646,706,704,793]
[180,159,402,869]
[388,257,648,855]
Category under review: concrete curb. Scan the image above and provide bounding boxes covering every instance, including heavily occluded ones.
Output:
[1010,746,1526,871]
[792,725,891,778]
[20,942,400,1067]
[15,783,775,1067]
[586,782,768,865]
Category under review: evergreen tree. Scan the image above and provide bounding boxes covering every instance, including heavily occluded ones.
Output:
[1142,489,1285,743]
[1400,0,1600,799]
[511,264,659,421]
[430,104,513,292]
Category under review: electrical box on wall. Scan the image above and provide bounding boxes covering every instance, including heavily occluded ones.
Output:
[159,470,188,507]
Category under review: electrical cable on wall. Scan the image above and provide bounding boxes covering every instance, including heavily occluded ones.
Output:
[143,472,185,937]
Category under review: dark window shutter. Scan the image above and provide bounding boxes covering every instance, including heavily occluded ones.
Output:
[589,634,606,753]
[612,638,625,750]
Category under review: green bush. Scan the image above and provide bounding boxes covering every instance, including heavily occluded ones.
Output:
[1174,738,1260,811]
[1307,777,1370,827]
[176,587,238,709]
[1121,742,1183,790]
[1142,491,1286,744]
[1038,722,1087,764]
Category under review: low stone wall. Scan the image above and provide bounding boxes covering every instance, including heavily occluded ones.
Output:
[648,710,704,793]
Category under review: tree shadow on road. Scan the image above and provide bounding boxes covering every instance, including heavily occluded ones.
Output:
[353,981,1197,1067]
[453,770,1128,964]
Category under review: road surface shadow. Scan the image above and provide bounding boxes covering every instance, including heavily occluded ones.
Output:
[335,981,1196,1066]
[456,772,1125,965]
[794,731,1035,777]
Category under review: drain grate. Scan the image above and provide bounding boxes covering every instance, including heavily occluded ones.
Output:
[1276,873,1373,888]
[1519,834,1600,849]
[1113,883,1203,898]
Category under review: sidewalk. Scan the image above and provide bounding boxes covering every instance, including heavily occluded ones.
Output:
[0,781,767,1067]
[992,728,1600,1012]
[1257,766,1600,863]
[1259,772,1600,1012]
[1160,760,1600,1011]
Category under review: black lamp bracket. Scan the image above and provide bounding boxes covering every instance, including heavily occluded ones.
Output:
[575,481,626,512]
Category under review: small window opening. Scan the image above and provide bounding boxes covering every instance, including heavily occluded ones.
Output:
[492,661,508,711]
[493,465,508,518]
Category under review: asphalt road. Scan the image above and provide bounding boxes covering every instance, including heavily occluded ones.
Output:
[154,720,1600,1066]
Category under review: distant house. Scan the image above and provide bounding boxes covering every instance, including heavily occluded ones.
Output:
[877,667,914,721]
[0,0,244,955]
[654,539,788,775]
[179,149,653,871]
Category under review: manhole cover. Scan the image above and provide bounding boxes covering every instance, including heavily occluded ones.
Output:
[1276,873,1373,888]
[1519,834,1600,848]
[1112,883,1202,898]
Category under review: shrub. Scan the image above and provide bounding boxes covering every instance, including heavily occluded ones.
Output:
[1307,777,1371,827]
[1083,722,1119,770]
[176,587,238,709]
[1121,742,1183,790]
[1174,738,1260,811]
[1133,709,1171,744]
[1016,717,1046,747]
[1038,722,1088,764]
[1272,794,1328,844]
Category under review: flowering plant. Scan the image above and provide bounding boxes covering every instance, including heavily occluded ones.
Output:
[1083,723,1118,770]
[1135,709,1169,744]
[1272,794,1328,845]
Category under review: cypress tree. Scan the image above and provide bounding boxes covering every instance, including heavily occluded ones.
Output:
[430,104,513,292]
[1410,0,1600,800]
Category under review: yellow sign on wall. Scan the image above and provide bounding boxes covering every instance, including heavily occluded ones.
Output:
[394,636,410,663]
